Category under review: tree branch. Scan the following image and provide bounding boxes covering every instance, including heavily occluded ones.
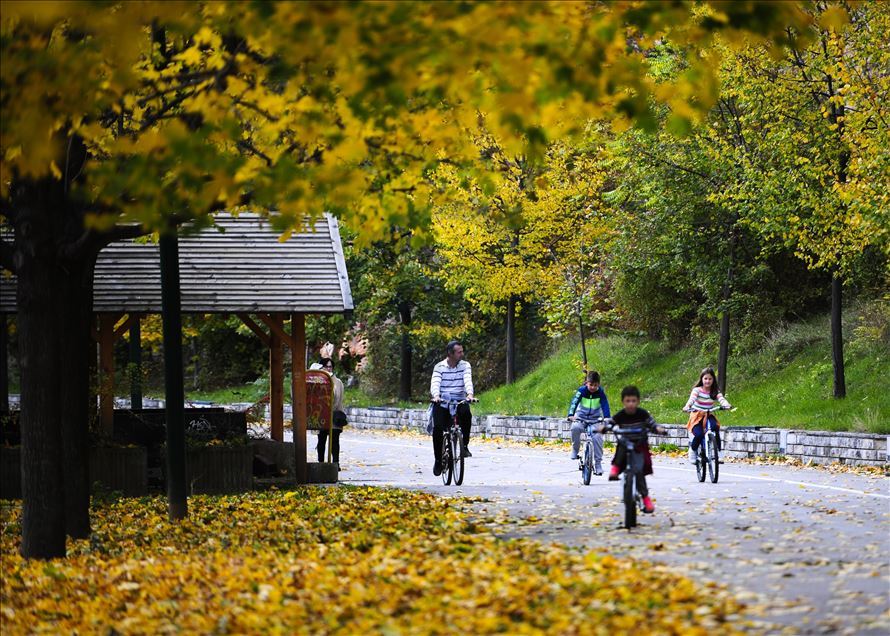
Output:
[60,223,148,262]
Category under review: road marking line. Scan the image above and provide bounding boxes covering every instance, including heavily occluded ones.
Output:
[348,436,890,499]
[656,465,890,498]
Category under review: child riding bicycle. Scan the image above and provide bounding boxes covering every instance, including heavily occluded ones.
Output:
[604,385,667,513]
[683,367,731,464]
[566,371,611,475]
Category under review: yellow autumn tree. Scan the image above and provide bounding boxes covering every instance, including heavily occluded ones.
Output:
[1,0,824,558]
[432,126,615,381]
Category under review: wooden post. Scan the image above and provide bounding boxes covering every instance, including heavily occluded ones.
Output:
[98,313,117,436]
[269,314,284,442]
[160,231,188,521]
[0,313,7,413]
[129,316,142,410]
[89,316,98,421]
[291,313,307,484]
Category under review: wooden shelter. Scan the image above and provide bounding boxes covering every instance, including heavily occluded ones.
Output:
[0,212,353,482]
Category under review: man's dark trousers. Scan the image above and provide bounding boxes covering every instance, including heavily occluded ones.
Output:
[432,402,472,462]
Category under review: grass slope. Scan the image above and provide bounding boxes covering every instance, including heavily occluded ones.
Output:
[477,312,889,434]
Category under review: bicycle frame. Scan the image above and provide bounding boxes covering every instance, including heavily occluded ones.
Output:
[434,398,472,486]
[688,407,721,483]
[577,416,605,484]
[606,424,646,528]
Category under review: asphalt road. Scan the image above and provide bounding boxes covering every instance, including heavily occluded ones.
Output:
[333,428,890,635]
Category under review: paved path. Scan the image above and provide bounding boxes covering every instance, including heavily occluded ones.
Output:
[334,429,890,634]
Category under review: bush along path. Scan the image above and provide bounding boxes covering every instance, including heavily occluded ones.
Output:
[1,487,742,634]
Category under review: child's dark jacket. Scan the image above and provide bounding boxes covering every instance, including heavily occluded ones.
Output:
[610,407,659,476]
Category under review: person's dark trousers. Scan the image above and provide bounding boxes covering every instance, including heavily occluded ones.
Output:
[432,402,473,462]
[317,429,341,463]
[690,415,721,453]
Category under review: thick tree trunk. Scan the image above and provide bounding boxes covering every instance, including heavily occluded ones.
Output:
[58,256,95,539]
[397,301,412,401]
[506,296,516,384]
[831,275,846,399]
[15,191,67,559]
[160,232,188,520]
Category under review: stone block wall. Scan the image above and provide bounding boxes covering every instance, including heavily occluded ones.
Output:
[345,407,888,467]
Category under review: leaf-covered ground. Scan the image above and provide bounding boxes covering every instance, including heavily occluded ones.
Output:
[1,487,742,634]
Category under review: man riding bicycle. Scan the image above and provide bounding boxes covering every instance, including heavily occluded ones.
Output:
[430,340,475,476]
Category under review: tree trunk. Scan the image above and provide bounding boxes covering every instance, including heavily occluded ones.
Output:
[717,229,737,395]
[397,301,412,401]
[831,275,846,398]
[826,71,847,400]
[578,302,588,374]
[15,188,67,559]
[506,296,516,384]
[717,309,730,395]
[160,231,188,520]
[58,256,95,539]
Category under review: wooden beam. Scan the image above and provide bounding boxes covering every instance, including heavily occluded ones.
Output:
[269,314,284,443]
[256,312,291,345]
[236,313,271,347]
[112,314,136,342]
[291,313,307,484]
[98,313,119,436]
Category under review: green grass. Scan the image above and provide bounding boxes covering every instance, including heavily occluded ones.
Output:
[474,311,890,434]
[183,378,269,404]
[178,305,889,434]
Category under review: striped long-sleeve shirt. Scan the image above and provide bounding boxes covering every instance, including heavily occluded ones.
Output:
[683,387,731,412]
[430,359,474,400]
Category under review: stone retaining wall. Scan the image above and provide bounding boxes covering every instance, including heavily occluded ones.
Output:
[346,406,888,467]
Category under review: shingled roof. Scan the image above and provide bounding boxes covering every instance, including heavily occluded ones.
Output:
[0,212,353,314]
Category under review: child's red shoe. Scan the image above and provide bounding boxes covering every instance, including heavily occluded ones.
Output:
[608,465,620,481]
[642,496,655,514]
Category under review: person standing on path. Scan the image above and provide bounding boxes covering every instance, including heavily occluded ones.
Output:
[316,357,347,467]
[430,340,475,475]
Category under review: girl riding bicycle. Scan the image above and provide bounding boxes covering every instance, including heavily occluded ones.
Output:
[683,367,731,464]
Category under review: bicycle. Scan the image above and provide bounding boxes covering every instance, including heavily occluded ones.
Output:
[433,398,476,486]
[575,416,605,485]
[684,406,726,483]
[602,421,647,530]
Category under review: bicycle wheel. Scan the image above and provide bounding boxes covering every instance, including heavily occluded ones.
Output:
[623,472,637,529]
[452,428,465,486]
[441,437,453,486]
[582,442,592,485]
[708,435,719,483]
[696,444,706,482]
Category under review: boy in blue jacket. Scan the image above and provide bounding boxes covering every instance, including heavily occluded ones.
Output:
[566,371,611,474]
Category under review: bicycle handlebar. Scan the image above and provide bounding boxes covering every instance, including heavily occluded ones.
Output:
[432,398,478,405]
[683,406,730,413]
